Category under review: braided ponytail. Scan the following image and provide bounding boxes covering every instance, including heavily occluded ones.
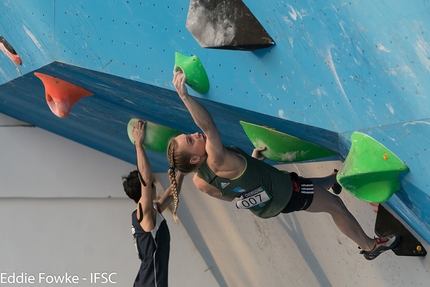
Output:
[168,166,179,222]
[167,136,197,222]
[167,137,180,222]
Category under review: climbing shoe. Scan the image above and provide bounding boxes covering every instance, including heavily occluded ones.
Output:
[360,234,400,260]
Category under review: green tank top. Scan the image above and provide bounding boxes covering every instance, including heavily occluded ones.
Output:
[196,146,292,218]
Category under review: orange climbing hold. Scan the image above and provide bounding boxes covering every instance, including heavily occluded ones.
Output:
[34,72,93,118]
[0,36,22,65]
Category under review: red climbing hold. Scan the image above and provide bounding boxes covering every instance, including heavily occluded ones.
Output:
[34,72,93,118]
[0,36,22,65]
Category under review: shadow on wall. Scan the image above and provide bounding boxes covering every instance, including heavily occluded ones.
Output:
[276,215,332,287]
[176,198,230,287]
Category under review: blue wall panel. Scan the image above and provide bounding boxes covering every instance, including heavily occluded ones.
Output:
[0,0,54,84]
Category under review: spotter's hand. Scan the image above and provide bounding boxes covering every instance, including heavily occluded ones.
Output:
[172,71,189,99]
[132,120,146,145]
[252,146,267,161]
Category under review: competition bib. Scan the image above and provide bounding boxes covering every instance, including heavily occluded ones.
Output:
[235,186,271,209]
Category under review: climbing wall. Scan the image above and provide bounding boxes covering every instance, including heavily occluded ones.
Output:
[1,0,430,284]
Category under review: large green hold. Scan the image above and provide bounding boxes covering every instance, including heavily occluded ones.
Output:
[174,52,210,94]
[127,118,182,153]
[240,121,337,162]
[337,132,409,203]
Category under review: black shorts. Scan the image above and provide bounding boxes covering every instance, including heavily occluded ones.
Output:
[281,172,314,214]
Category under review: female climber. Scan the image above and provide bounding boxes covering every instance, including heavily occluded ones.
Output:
[166,71,399,260]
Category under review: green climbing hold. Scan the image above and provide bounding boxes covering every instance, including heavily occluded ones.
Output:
[337,132,409,203]
[174,52,210,94]
[127,118,182,153]
[240,121,337,162]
